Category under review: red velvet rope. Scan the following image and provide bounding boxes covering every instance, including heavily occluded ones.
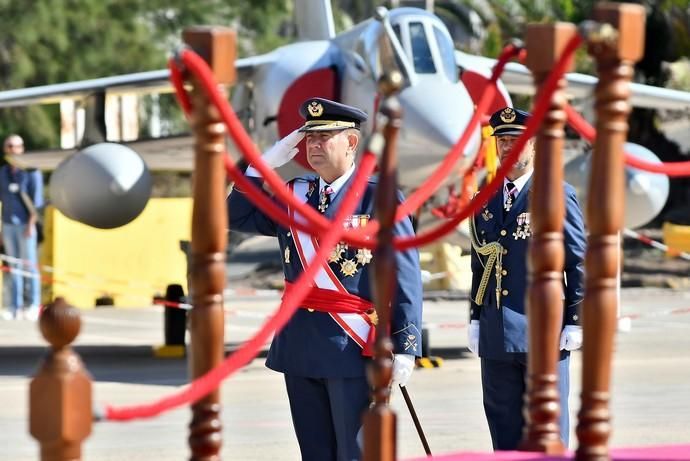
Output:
[171,39,582,252]
[392,34,584,250]
[169,54,339,240]
[103,34,582,423]
[565,103,690,177]
[104,152,377,421]
[397,44,522,217]
[169,45,521,250]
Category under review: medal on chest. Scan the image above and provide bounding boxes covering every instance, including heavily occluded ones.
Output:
[327,214,373,277]
[513,212,532,240]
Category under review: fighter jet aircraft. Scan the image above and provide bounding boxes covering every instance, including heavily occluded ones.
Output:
[0,0,685,228]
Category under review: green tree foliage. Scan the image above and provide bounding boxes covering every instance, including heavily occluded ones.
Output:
[0,0,291,148]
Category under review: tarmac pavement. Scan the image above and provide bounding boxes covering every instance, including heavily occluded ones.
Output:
[1,287,690,460]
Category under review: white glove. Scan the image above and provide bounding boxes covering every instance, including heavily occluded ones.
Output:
[468,320,479,356]
[391,354,416,387]
[246,129,305,177]
[559,325,583,351]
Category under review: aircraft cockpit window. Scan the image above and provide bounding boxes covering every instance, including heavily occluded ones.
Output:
[393,24,403,45]
[433,26,458,83]
[409,22,436,74]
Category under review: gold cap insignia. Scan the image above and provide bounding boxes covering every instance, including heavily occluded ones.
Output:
[307,101,324,117]
[500,108,516,123]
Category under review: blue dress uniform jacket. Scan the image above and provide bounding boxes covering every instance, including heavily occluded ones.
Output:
[227,174,423,378]
[469,178,586,450]
[470,178,586,359]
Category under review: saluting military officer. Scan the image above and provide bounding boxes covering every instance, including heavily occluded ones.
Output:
[468,107,586,450]
[227,97,423,461]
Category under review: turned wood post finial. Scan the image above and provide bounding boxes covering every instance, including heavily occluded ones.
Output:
[30,297,92,461]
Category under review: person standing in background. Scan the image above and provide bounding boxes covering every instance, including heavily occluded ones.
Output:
[468,108,586,449]
[0,134,43,320]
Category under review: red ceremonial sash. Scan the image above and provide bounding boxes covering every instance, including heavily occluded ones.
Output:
[287,181,375,356]
[284,282,377,356]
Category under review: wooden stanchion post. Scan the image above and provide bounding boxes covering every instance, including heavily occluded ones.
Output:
[182,27,236,461]
[576,4,645,460]
[362,68,404,461]
[30,298,92,461]
[520,22,577,454]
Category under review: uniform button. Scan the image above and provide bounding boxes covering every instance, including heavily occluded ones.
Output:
[503,249,508,255]
[500,230,507,236]
[286,232,291,237]
[502,289,509,296]
[573,314,578,321]
[501,269,507,276]
[308,308,315,312]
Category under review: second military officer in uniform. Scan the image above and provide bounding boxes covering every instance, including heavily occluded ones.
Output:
[227,97,423,461]
[468,107,586,450]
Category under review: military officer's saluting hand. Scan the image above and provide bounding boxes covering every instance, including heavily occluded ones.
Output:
[246,128,305,177]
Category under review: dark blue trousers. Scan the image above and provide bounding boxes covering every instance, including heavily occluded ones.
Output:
[284,374,370,461]
[481,354,570,450]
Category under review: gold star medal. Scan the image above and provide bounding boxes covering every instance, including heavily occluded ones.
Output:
[329,243,346,263]
[340,259,358,277]
[355,248,373,265]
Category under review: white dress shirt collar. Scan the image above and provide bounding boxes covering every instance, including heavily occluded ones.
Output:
[504,168,533,199]
[319,163,355,197]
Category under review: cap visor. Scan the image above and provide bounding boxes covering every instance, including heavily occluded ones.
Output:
[492,129,526,137]
[299,124,355,132]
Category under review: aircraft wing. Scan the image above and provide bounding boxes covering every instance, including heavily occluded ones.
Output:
[0,54,272,108]
[457,51,690,111]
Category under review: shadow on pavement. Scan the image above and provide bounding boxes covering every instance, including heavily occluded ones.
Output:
[0,344,272,386]
[0,344,472,385]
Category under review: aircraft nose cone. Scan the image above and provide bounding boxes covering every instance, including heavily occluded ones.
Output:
[396,77,481,187]
[623,142,670,229]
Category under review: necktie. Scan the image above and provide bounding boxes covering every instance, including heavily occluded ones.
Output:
[318,185,333,213]
[504,182,517,214]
